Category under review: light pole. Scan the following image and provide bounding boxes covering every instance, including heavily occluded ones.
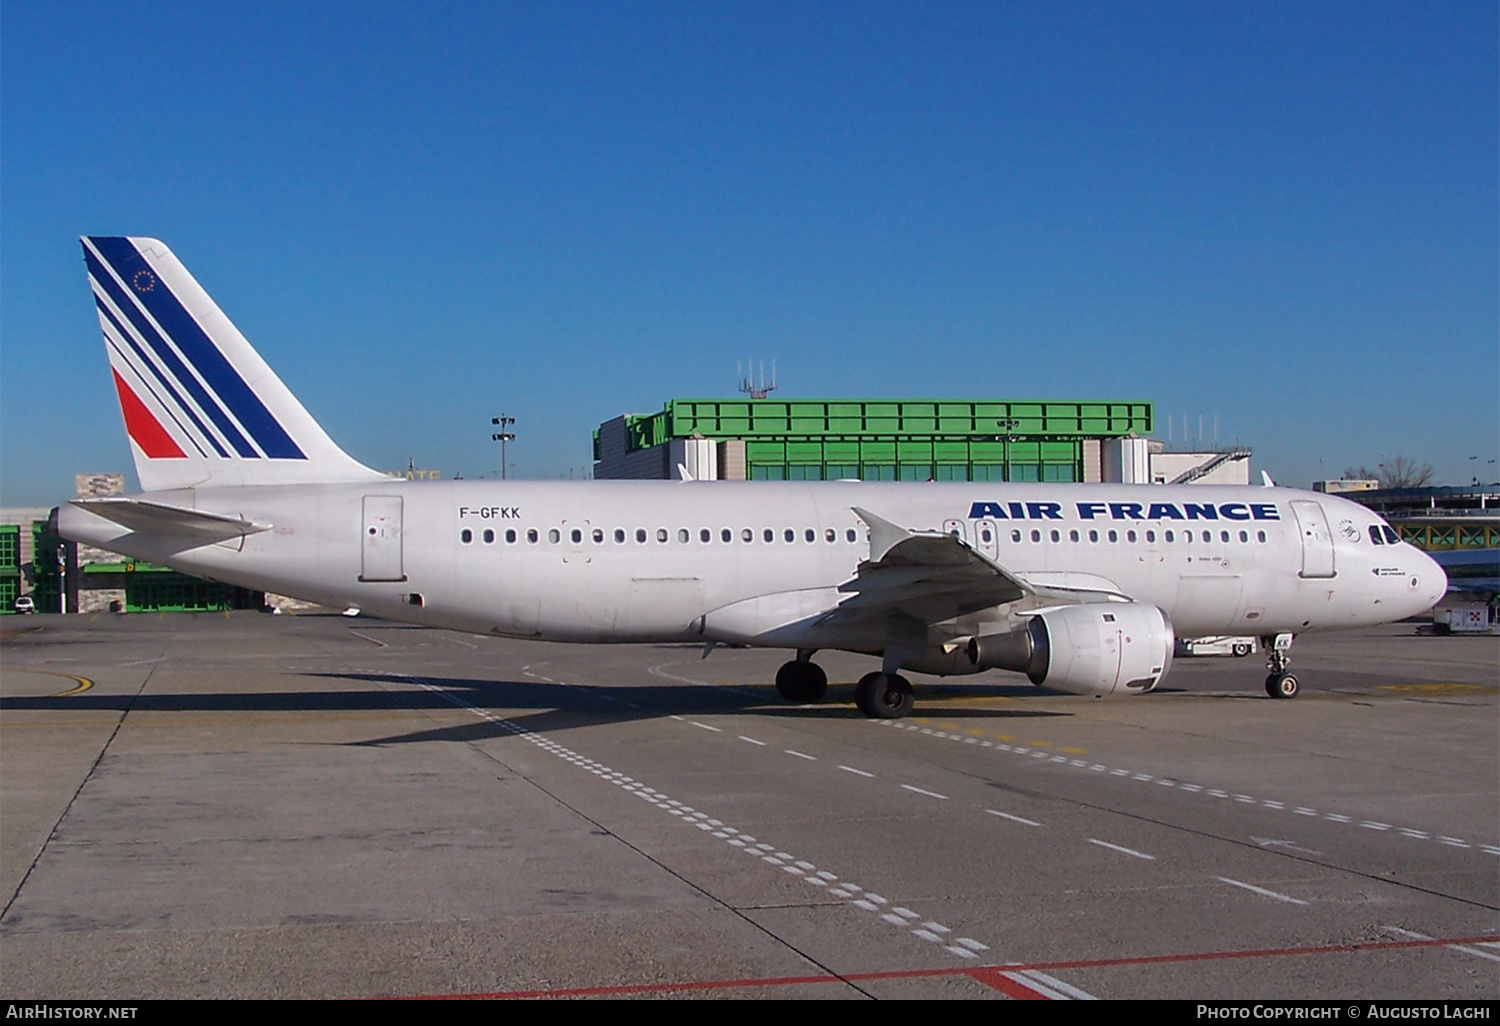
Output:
[997,417,1019,482]
[491,415,516,480]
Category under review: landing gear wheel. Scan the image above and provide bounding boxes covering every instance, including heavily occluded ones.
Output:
[1262,634,1298,698]
[775,660,828,703]
[855,671,914,719]
[1232,643,1252,658]
[1265,673,1299,699]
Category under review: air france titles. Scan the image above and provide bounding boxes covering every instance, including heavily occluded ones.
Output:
[967,500,1281,522]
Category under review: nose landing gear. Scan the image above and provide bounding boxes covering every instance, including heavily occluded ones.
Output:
[1262,633,1299,698]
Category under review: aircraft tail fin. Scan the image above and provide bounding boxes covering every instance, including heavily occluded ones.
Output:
[81,236,385,492]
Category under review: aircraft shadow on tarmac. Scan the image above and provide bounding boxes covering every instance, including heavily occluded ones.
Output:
[0,670,1072,748]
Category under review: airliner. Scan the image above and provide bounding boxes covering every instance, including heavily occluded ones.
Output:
[57,237,1448,717]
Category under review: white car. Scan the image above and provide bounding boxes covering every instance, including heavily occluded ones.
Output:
[13,595,35,614]
[1175,636,1255,657]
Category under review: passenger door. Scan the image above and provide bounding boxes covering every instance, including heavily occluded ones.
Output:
[360,495,406,582]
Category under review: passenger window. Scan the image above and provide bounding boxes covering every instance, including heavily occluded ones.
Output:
[722,528,733,543]
[1126,530,1136,543]
[1031,529,1041,542]
[1011,529,1022,543]
[506,529,517,543]
[846,529,857,542]
[461,529,473,544]
[825,528,835,543]
[1239,530,1248,543]
[1069,529,1080,542]
[484,529,495,544]
[1049,529,1060,543]
[700,528,711,543]
[1257,530,1267,543]
[549,529,561,544]
[1089,530,1099,542]
[527,529,539,543]
[678,528,689,543]
[614,528,625,543]
[805,529,815,543]
[1165,530,1175,542]
[657,528,669,543]
[784,529,795,543]
[764,528,774,543]
[743,528,754,543]
[571,528,582,544]
[1219,530,1229,543]
[592,528,603,543]
[1107,530,1117,542]
[635,528,647,543]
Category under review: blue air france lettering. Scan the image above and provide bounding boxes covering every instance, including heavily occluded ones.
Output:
[967,500,1281,522]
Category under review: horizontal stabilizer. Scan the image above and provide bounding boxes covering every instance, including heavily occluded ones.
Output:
[71,497,270,539]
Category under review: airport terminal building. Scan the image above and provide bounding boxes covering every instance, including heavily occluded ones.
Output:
[594,397,1250,486]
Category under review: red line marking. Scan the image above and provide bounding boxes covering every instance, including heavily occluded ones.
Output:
[384,934,1500,1000]
[965,968,1051,999]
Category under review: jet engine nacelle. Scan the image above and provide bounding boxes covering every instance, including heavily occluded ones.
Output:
[966,602,1174,696]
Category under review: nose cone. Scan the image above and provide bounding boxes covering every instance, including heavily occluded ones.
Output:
[1411,549,1448,614]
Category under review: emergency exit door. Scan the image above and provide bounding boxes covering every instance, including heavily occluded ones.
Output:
[361,495,406,582]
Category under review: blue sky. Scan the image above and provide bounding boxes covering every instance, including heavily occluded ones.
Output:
[2,2,1495,504]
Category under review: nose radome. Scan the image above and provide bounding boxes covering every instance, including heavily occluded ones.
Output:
[1415,552,1448,611]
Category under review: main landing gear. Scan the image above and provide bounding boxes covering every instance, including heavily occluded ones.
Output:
[1263,633,1299,699]
[774,652,828,703]
[773,652,916,719]
[855,671,914,718]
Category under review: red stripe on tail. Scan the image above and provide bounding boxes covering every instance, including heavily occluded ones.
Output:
[112,369,186,459]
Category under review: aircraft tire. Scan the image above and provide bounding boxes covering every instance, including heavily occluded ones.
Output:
[1232,643,1252,657]
[1265,673,1299,699]
[775,660,828,703]
[856,672,914,719]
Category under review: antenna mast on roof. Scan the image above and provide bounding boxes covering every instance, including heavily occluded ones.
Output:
[738,358,778,400]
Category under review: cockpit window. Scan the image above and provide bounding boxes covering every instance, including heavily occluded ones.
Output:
[1381,525,1400,545]
[1368,526,1384,545]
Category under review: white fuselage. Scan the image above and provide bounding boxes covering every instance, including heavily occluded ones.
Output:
[59,480,1447,668]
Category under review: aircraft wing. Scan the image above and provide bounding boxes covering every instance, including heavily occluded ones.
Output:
[825,507,1133,630]
[822,507,1032,627]
[70,498,271,540]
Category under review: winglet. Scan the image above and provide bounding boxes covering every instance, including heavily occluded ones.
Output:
[1260,471,1276,487]
[852,506,914,563]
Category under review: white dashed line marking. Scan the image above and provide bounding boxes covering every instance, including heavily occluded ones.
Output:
[1387,928,1500,964]
[1087,838,1155,860]
[1216,877,1309,906]
[1011,969,1098,1001]
[986,809,1041,827]
[738,736,767,746]
[901,784,949,800]
[411,672,1021,976]
[839,765,876,778]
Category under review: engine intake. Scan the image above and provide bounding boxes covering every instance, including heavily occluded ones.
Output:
[967,603,1174,696]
